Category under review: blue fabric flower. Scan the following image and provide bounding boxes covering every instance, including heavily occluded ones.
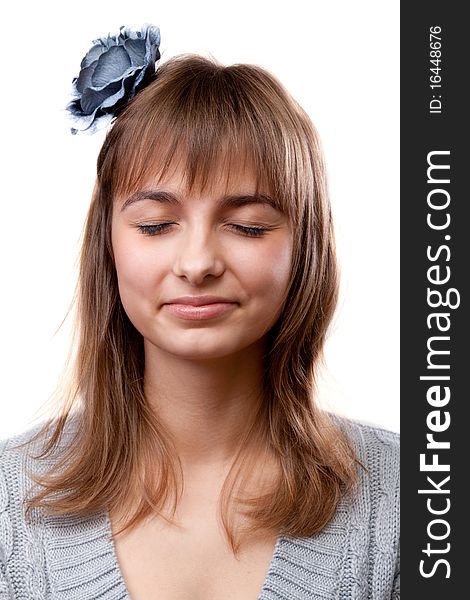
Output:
[67,24,161,134]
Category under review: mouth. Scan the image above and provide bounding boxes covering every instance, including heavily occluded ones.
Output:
[162,296,239,321]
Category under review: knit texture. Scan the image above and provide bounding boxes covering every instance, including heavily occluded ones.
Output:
[0,417,399,599]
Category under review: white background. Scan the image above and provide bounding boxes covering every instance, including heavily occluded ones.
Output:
[0,0,399,439]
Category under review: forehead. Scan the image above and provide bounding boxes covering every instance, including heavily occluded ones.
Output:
[155,155,261,194]
[115,145,273,204]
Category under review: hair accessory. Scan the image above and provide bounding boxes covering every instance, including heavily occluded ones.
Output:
[67,24,161,135]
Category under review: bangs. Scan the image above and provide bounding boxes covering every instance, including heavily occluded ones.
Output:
[113,131,277,209]
[97,55,315,224]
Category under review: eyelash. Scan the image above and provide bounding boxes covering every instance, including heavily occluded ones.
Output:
[137,223,174,236]
[229,224,268,237]
[136,223,269,238]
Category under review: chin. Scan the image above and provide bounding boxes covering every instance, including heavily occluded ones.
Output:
[148,331,248,362]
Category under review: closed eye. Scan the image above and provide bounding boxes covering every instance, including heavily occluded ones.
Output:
[228,224,269,237]
[137,223,175,236]
[136,223,270,238]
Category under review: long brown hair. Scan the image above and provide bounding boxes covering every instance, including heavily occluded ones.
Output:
[27,55,358,551]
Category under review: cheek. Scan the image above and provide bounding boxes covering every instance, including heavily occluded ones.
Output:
[112,234,163,302]
[236,237,293,300]
[269,242,293,289]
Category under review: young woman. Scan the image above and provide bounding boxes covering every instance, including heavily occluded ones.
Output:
[0,25,399,600]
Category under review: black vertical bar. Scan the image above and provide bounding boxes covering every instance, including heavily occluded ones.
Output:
[401,2,467,596]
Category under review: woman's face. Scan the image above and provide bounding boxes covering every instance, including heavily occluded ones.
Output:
[111,160,293,361]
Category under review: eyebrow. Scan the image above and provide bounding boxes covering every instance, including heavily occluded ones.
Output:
[120,189,279,212]
[120,190,178,211]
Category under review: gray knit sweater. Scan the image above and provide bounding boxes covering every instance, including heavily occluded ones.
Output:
[0,417,399,599]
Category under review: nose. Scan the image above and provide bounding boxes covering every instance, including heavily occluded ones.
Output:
[172,228,225,285]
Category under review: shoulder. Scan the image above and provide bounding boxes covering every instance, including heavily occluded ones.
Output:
[333,415,400,530]
[0,420,56,479]
[338,416,400,596]
[0,417,83,598]
[1,423,46,500]
[0,416,80,505]
[272,416,400,598]
[323,416,400,597]
[0,423,49,596]
[333,412,400,448]
[1,422,54,534]
[333,414,400,486]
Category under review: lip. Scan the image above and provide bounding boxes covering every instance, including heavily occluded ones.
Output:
[162,296,239,321]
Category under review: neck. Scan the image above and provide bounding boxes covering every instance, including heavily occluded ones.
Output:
[143,341,265,469]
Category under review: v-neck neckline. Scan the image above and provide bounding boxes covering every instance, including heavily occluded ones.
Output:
[102,508,286,600]
[40,414,369,598]
[43,497,354,598]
